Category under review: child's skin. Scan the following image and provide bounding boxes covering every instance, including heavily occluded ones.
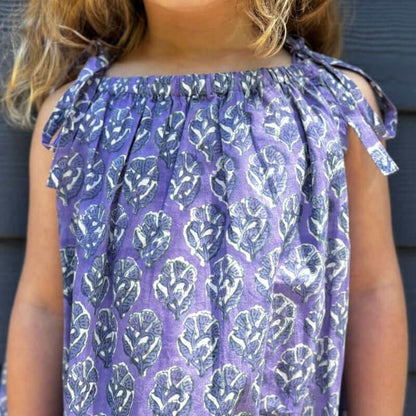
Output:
[6,1,408,415]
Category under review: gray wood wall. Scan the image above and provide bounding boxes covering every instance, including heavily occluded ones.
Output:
[0,0,414,413]
[339,1,416,414]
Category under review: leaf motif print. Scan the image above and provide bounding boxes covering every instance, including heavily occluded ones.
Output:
[69,301,90,360]
[295,149,306,185]
[274,344,315,406]
[251,370,263,407]
[304,290,325,339]
[210,154,238,204]
[227,196,271,262]
[64,356,98,416]
[203,363,247,416]
[92,308,118,368]
[189,103,222,162]
[155,111,186,168]
[220,101,253,155]
[108,204,129,255]
[339,202,349,235]
[263,99,299,151]
[62,346,69,384]
[205,253,244,320]
[107,362,135,415]
[131,103,152,153]
[367,141,399,174]
[247,145,288,207]
[241,71,261,98]
[180,75,206,97]
[295,152,315,204]
[0,385,6,415]
[0,360,8,416]
[122,309,163,377]
[113,257,142,319]
[106,155,126,200]
[151,79,173,111]
[280,243,324,302]
[70,203,107,260]
[279,193,302,252]
[228,305,268,371]
[305,109,327,149]
[81,253,110,313]
[177,311,220,377]
[64,90,92,142]
[240,71,264,111]
[267,294,296,351]
[324,140,347,199]
[184,204,226,267]
[255,247,281,303]
[81,148,105,200]
[103,106,136,152]
[168,151,202,210]
[307,191,329,243]
[148,366,194,416]
[133,210,172,268]
[301,394,315,416]
[122,155,159,215]
[60,245,78,303]
[153,256,197,320]
[322,392,340,416]
[259,395,290,415]
[330,292,348,341]
[325,238,349,294]
[153,95,172,119]
[212,73,234,102]
[50,152,84,206]
[77,96,107,145]
[109,78,131,95]
[314,336,339,394]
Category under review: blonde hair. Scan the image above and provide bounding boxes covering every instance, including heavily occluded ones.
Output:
[0,0,344,131]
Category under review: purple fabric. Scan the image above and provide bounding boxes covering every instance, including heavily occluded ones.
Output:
[0,35,399,415]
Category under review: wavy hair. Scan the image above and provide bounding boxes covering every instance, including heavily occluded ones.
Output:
[0,0,345,130]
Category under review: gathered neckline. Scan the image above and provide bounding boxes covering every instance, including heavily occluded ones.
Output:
[91,35,316,98]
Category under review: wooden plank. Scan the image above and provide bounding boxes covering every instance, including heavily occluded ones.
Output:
[340,0,416,111]
[387,115,416,246]
[0,0,31,238]
[0,240,24,360]
[0,128,30,238]
[405,373,416,416]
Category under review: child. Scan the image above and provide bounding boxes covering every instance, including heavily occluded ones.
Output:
[0,0,408,415]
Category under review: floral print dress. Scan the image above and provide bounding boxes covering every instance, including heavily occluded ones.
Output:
[0,35,399,416]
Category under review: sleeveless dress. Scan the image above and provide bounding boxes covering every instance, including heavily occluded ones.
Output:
[0,35,399,416]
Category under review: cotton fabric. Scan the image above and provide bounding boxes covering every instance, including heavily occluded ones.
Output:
[0,35,399,416]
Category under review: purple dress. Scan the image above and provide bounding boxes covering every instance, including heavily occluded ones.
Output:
[0,35,399,416]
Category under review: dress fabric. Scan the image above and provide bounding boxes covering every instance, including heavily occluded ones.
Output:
[0,35,399,416]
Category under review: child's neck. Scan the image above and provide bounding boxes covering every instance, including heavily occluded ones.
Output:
[141,0,255,59]
[105,1,292,78]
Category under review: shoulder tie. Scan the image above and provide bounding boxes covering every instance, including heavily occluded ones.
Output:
[286,36,399,176]
[41,40,111,152]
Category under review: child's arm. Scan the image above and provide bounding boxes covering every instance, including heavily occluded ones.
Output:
[341,69,408,416]
[6,82,73,415]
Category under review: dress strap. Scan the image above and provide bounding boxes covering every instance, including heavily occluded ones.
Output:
[41,40,111,152]
[286,36,399,176]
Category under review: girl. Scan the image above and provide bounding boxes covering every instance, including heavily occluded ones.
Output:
[0,0,408,415]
